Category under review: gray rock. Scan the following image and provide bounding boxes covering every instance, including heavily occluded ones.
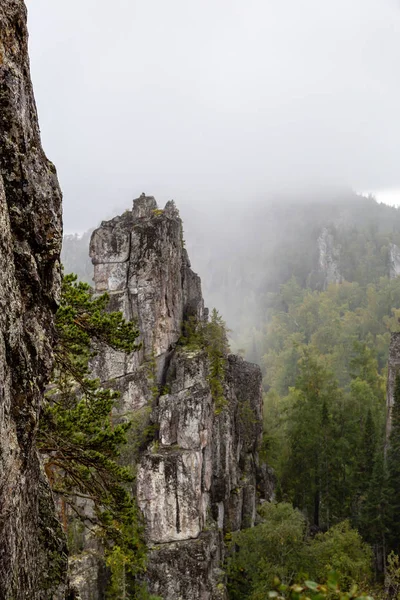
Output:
[389,243,400,280]
[317,227,342,288]
[145,532,227,600]
[69,552,107,600]
[386,332,400,439]
[138,449,205,543]
[90,218,131,264]
[0,2,68,597]
[93,262,129,292]
[76,196,271,599]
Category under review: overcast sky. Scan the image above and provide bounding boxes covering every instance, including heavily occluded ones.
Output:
[26,0,400,231]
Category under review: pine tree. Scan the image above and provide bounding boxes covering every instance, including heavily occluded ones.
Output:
[360,449,389,574]
[361,409,376,481]
[283,351,342,528]
[179,308,229,413]
[204,308,229,413]
[37,273,148,591]
[386,372,400,554]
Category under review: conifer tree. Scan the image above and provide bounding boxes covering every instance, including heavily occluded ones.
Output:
[361,409,376,481]
[386,372,400,554]
[37,273,148,591]
[283,351,342,527]
[360,449,388,574]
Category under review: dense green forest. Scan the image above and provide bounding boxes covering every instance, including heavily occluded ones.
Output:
[61,193,400,598]
[223,196,400,598]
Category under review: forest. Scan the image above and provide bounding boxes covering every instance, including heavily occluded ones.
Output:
[223,196,400,599]
[59,193,400,598]
[4,2,400,597]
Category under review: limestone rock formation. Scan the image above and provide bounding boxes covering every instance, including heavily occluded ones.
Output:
[84,195,268,599]
[317,227,342,288]
[389,243,400,280]
[0,1,68,597]
[386,333,400,439]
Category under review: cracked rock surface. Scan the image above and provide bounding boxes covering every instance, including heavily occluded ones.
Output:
[81,196,272,599]
[0,1,68,597]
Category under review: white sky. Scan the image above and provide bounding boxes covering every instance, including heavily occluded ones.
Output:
[368,187,400,207]
[25,0,400,230]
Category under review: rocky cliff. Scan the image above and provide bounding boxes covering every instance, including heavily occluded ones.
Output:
[0,1,68,598]
[316,227,342,289]
[83,195,268,599]
[389,243,400,280]
[386,333,400,440]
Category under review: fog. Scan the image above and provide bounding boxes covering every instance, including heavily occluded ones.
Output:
[26,0,400,232]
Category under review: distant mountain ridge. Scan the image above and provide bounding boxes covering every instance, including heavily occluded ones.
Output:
[62,191,400,356]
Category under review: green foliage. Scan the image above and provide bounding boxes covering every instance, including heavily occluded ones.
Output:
[226,503,373,600]
[267,571,373,600]
[55,273,141,364]
[119,406,158,468]
[226,503,307,600]
[360,449,388,555]
[38,273,147,593]
[385,553,400,600]
[179,315,204,350]
[304,522,373,590]
[281,351,344,527]
[179,308,230,412]
[386,374,400,555]
[205,308,230,413]
[152,208,164,216]
[260,276,390,537]
[238,399,258,449]
[102,504,148,599]
[358,374,400,572]
[60,197,400,595]
[262,277,399,396]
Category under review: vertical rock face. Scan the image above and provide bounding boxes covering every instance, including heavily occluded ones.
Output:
[0,1,67,598]
[389,243,400,280]
[386,333,400,439]
[317,227,342,288]
[88,196,268,599]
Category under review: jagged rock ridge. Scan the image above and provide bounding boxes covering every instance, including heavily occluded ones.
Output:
[0,1,68,598]
[82,195,269,599]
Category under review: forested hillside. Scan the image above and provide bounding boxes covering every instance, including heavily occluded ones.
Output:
[183,190,400,360]
[219,193,400,597]
[62,191,400,597]
[63,190,400,358]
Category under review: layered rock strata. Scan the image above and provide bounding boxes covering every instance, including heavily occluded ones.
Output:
[85,195,267,599]
[0,1,68,597]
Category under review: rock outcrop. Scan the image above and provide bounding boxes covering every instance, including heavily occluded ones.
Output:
[0,1,68,598]
[386,333,400,440]
[84,195,267,599]
[317,227,342,288]
[389,243,400,280]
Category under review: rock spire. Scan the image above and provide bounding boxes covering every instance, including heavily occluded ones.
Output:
[80,195,271,599]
